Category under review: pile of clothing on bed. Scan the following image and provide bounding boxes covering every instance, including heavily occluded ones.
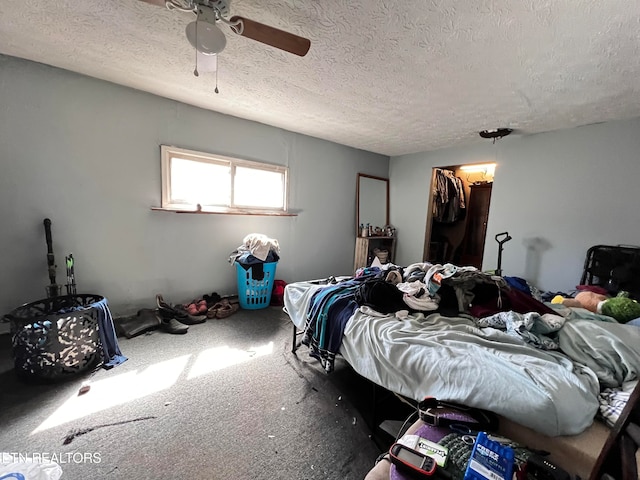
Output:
[299,262,567,371]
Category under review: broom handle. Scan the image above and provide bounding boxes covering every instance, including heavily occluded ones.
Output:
[43,218,57,285]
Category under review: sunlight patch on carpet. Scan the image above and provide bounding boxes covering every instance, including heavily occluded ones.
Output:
[187,342,274,379]
[32,355,190,433]
[31,341,275,434]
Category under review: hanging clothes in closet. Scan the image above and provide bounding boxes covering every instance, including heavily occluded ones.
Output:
[432,168,466,223]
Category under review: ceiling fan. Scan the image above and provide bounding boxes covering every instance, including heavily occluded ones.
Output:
[138,0,311,57]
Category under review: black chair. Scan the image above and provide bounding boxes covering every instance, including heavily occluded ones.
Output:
[580,245,640,300]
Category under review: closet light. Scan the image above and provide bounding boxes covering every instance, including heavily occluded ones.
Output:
[460,163,496,175]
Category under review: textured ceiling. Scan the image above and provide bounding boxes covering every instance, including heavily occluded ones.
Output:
[1,0,640,156]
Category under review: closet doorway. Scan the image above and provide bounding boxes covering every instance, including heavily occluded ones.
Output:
[423,164,495,269]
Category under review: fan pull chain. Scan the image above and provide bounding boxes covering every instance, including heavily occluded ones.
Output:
[193,13,199,77]
[215,64,219,93]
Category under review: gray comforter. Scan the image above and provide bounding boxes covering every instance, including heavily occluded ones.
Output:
[285,282,640,436]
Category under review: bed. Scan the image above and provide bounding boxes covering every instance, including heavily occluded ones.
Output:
[283,246,640,477]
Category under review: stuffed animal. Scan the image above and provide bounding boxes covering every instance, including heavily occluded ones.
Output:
[600,292,640,323]
[555,291,607,312]
[552,290,640,323]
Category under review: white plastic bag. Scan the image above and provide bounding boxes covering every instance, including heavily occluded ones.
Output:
[0,453,62,480]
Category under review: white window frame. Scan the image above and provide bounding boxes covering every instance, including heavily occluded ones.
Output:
[160,145,289,214]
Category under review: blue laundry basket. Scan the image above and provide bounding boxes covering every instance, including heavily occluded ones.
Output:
[235,261,278,310]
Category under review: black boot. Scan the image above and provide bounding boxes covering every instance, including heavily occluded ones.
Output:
[117,309,162,338]
[156,294,200,325]
[157,309,189,334]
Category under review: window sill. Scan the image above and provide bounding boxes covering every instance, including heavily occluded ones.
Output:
[151,207,298,217]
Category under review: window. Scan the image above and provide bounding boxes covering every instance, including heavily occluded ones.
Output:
[160,145,288,214]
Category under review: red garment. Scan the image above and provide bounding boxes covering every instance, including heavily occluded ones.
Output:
[576,284,609,296]
[470,286,556,318]
[270,280,287,306]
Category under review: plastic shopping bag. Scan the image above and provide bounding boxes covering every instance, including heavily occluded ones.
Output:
[0,453,62,480]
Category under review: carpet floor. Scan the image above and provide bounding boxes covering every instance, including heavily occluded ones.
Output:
[0,306,387,480]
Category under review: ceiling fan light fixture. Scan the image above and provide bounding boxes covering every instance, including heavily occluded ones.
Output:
[186,20,227,55]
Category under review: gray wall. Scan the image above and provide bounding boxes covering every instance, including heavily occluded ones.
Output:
[390,118,640,292]
[4,53,638,319]
[0,55,388,318]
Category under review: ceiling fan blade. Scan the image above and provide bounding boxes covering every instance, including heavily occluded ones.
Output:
[138,0,167,6]
[229,16,310,57]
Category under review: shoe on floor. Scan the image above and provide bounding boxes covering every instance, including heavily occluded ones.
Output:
[207,299,235,319]
[197,299,208,314]
[206,302,223,319]
[203,292,222,308]
[185,302,199,316]
[156,296,197,324]
[173,304,207,325]
[183,299,209,317]
[215,300,240,319]
[116,309,161,339]
[156,293,173,311]
[160,316,189,334]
